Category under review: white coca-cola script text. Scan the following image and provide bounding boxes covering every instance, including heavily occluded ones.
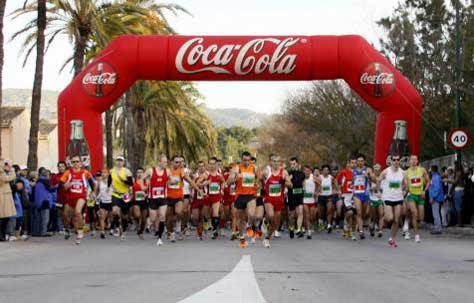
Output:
[82,72,117,85]
[175,37,300,75]
[360,72,394,85]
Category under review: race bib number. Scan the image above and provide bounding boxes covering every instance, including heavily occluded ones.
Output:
[242,173,255,188]
[322,186,331,195]
[343,194,354,208]
[410,177,422,188]
[152,187,165,199]
[122,192,132,203]
[354,184,366,193]
[135,191,146,201]
[389,181,401,189]
[230,183,236,195]
[269,184,282,197]
[197,190,204,200]
[292,188,303,195]
[70,181,83,194]
[209,182,220,195]
[169,176,181,189]
[304,192,313,198]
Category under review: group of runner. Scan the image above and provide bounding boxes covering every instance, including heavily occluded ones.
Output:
[56,151,430,248]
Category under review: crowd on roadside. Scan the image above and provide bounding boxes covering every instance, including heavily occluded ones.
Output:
[1,155,474,242]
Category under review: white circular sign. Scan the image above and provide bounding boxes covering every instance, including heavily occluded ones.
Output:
[449,129,469,150]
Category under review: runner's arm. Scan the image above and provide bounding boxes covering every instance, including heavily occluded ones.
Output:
[422,168,431,192]
[184,173,200,191]
[283,170,292,188]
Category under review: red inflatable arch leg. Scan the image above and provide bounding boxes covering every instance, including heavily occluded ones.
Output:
[58,35,422,171]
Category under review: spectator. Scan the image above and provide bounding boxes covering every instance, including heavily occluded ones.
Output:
[0,159,17,241]
[14,179,30,239]
[442,167,454,226]
[18,165,32,196]
[453,161,465,227]
[31,167,54,237]
[7,183,24,241]
[429,165,444,234]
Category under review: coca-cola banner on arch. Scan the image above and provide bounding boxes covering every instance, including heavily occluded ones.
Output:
[82,61,118,97]
[360,62,396,98]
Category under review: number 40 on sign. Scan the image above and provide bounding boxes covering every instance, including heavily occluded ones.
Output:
[449,129,470,150]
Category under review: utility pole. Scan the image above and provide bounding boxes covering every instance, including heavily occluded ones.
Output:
[454,0,462,162]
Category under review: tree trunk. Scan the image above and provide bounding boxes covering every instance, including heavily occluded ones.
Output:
[73,30,88,77]
[105,109,113,168]
[26,0,46,170]
[134,107,145,169]
[124,90,134,171]
[0,0,6,157]
[162,112,170,159]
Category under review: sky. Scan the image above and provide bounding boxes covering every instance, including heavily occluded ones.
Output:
[3,0,399,114]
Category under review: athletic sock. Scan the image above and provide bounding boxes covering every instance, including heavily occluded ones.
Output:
[158,221,165,239]
[212,217,219,231]
[122,219,129,232]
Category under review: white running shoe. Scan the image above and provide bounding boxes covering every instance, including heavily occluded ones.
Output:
[170,232,176,243]
[90,231,96,237]
[21,235,28,241]
[403,220,409,233]
[404,232,411,240]
[157,238,163,246]
[274,230,281,238]
[263,238,271,248]
[250,237,256,244]
[178,232,184,241]
[415,234,421,243]
[8,236,17,242]
[176,221,182,233]
[351,235,357,241]
[113,228,120,237]
[120,234,126,241]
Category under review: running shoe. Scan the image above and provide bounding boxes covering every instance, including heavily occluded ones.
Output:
[250,237,256,244]
[255,229,263,239]
[404,232,411,240]
[90,231,96,237]
[138,233,145,240]
[369,226,375,237]
[75,237,81,245]
[263,238,271,248]
[307,234,312,240]
[21,235,29,241]
[239,237,248,248]
[359,231,365,240]
[388,238,398,247]
[327,224,333,234]
[230,232,237,241]
[178,232,184,241]
[212,230,218,240]
[8,236,17,242]
[414,234,421,243]
[120,234,126,241]
[100,232,106,239]
[64,230,71,240]
[351,235,357,241]
[246,227,254,238]
[289,228,295,239]
[274,230,281,238]
[377,231,383,238]
[170,232,176,243]
[154,231,159,238]
[157,238,163,246]
[113,228,120,237]
[296,229,304,238]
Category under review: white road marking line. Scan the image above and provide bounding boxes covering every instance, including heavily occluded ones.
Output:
[177,255,266,303]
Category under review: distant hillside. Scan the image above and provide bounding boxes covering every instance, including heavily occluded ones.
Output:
[2,89,266,128]
[203,107,267,128]
[2,88,58,121]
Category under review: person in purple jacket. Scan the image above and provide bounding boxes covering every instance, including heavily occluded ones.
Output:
[429,165,444,234]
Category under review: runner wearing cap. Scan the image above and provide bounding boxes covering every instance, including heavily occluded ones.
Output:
[109,156,133,241]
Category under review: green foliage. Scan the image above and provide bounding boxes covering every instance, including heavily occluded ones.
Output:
[217,126,255,163]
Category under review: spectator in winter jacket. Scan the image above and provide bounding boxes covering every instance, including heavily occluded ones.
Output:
[31,168,55,237]
[0,159,17,241]
[429,165,444,234]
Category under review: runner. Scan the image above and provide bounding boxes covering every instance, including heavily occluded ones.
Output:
[50,161,68,237]
[352,154,372,239]
[145,155,169,246]
[132,167,148,240]
[166,155,199,242]
[181,157,192,238]
[96,169,112,239]
[190,161,207,240]
[336,158,356,240]
[302,165,317,239]
[379,154,406,248]
[227,151,259,248]
[222,164,237,239]
[369,163,384,238]
[404,155,430,243]
[59,155,95,245]
[86,173,99,236]
[262,154,292,248]
[109,156,134,241]
[287,157,305,238]
[316,164,339,233]
[251,156,264,242]
[199,157,226,240]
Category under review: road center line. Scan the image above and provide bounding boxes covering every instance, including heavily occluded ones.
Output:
[177,255,266,303]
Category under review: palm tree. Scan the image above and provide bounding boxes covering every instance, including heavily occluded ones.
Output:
[22,0,47,171]
[0,0,6,157]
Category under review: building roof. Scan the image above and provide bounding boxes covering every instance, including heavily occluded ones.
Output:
[39,121,57,135]
[0,106,26,127]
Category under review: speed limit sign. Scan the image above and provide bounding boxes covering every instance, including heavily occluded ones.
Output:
[449,128,470,150]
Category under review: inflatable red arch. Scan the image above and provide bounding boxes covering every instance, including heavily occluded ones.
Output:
[58,35,422,171]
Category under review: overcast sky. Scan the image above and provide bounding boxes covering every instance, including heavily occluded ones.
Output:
[3,0,399,113]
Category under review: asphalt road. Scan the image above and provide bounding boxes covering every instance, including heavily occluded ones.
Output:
[1,230,473,303]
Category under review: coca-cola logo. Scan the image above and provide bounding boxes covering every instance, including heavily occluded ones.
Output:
[360,62,395,98]
[175,37,301,76]
[82,61,118,97]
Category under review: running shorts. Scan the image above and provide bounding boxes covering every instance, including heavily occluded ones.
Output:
[133,200,148,210]
[287,194,303,211]
[167,198,182,207]
[370,199,383,207]
[354,193,370,203]
[318,195,338,206]
[112,196,131,213]
[234,195,256,210]
[406,193,425,206]
[384,200,403,207]
[100,202,112,211]
[149,198,167,210]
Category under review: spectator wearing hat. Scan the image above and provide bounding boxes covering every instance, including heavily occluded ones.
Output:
[31,167,54,237]
[429,165,444,234]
